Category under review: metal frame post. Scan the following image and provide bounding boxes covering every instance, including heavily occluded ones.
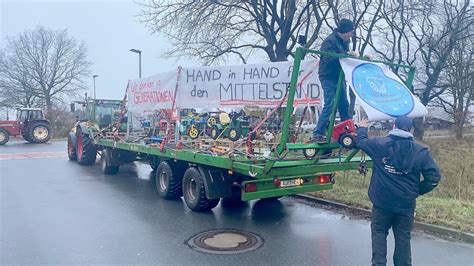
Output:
[277,48,303,155]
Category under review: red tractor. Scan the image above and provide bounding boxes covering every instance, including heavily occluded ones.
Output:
[0,108,51,145]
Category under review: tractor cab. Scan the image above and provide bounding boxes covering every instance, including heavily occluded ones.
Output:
[70,99,123,128]
[17,108,46,125]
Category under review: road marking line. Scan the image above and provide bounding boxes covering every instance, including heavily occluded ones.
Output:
[0,151,66,160]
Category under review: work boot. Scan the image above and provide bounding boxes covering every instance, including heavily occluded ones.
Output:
[311,135,327,144]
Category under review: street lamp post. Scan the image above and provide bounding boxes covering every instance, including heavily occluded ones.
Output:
[92,74,99,100]
[129,48,142,78]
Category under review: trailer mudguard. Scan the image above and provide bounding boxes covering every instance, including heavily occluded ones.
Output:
[198,165,234,199]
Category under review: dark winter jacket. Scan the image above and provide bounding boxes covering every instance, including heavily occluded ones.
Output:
[318,31,350,82]
[356,127,442,215]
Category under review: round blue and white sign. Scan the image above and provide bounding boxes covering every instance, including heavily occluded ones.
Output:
[352,64,414,116]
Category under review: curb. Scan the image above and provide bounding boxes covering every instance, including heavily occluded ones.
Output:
[292,194,474,245]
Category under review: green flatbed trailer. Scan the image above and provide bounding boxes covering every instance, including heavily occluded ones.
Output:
[87,48,415,212]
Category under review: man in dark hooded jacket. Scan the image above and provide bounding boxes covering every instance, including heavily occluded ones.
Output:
[313,18,357,141]
[356,116,441,266]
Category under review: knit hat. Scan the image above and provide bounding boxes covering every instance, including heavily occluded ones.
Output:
[395,115,413,131]
[336,19,355,33]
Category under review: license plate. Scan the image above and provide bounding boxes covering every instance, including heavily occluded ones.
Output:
[280,179,300,187]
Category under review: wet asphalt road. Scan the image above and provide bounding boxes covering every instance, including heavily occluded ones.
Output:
[1,140,473,265]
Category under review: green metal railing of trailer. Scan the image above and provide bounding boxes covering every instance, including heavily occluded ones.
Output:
[95,47,416,202]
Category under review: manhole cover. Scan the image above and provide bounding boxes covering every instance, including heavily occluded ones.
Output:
[186,229,264,254]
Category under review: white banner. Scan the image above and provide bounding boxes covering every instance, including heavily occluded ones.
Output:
[340,58,427,121]
[127,70,178,113]
[177,60,322,108]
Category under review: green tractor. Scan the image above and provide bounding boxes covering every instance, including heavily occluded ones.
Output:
[209,110,251,141]
[67,98,123,165]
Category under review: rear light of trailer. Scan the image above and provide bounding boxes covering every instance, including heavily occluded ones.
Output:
[273,178,281,187]
[244,183,258,192]
[319,174,332,184]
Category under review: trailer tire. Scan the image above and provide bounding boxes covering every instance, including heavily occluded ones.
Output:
[76,127,97,165]
[182,167,220,211]
[156,161,184,199]
[101,149,119,175]
[0,128,10,145]
[67,133,77,161]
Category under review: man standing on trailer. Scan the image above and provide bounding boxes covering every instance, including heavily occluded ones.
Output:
[356,116,442,265]
[313,18,356,141]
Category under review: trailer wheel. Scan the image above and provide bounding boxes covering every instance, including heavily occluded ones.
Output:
[101,149,119,175]
[182,167,220,211]
[67,134,77,161]
[0,128,10,145]
[339,133,356,149]
[26,121,51,143]
[76,127,97,165]
[155,161,184,199]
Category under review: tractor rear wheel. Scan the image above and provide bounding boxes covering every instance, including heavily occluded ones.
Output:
[0,128,10,145]
[228,127,241,141]
[26,121,51,143]
[182,167,220,212]
[67,134,77,161]
[155,161,185,199]
[210,125,221,140]
[76,127,97,165]
[339,134,356,149]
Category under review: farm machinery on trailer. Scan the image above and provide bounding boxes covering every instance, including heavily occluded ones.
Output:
[66,48,417,212]
[0,108,51,145]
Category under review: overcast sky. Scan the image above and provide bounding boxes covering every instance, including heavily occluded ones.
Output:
[1,0,196,101]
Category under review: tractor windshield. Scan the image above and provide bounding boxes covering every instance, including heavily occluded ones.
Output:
[91,101,122,126]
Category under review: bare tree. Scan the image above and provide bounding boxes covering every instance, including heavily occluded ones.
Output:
[137,0,336,64]
[406,0,473,139]
[433,30,474,139]
[0,26,91,115]
[366,0,416,76]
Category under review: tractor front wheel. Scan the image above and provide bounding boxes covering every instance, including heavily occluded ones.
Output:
[67,134,77,161]
[0,128,10,145]
[26,122,51,143]
[76,127,97,165]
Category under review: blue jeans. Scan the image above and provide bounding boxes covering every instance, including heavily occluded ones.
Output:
[313,79,350,137]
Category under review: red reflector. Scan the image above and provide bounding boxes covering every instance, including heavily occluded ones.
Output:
[245,183,258,192]
[319,175,331,184]
[273,178,281,187]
